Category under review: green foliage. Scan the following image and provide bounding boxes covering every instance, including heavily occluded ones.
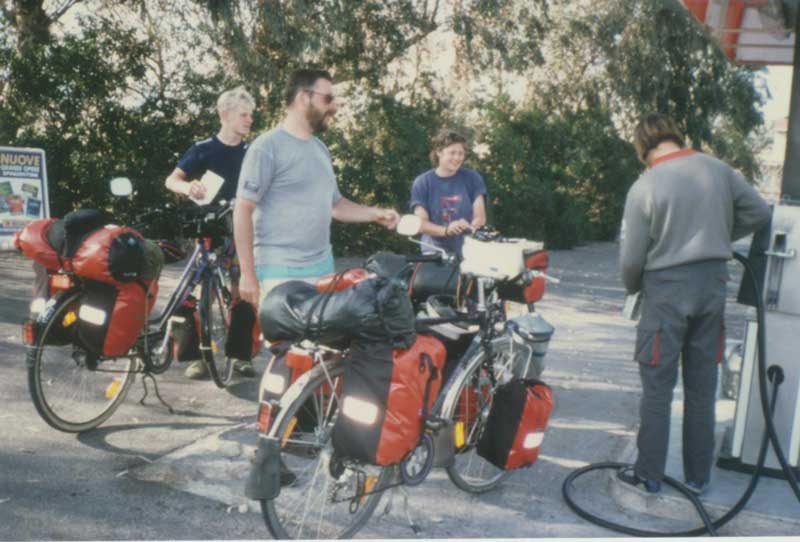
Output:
[0,0,767,257]
[534,0,765,177]
[0,17,198,235]
[326,92,446,255]
[477,99,640,248]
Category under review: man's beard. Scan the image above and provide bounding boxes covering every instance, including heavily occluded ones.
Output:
[306,105,330,134]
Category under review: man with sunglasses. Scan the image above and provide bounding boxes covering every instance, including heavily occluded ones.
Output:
[233,68,399,309]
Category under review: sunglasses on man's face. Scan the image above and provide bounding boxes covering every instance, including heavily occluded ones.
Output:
[305,89,335,105]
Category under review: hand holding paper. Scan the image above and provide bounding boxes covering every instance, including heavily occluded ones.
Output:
[189,170,224,206]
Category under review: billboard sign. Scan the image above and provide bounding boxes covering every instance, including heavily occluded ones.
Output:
[0,147,50,250]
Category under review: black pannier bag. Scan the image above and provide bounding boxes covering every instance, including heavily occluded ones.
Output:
[363,251,407,278]
[409,261,459,305]
[172,296,202,362]
[331,336,446,466]
[259,276,416,349]
[225,299,261,361]
[476,379,554,470]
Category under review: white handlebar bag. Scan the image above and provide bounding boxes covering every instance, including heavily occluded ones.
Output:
[460,236,543,280]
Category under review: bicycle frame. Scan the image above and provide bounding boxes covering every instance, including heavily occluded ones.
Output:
[142,237,228,342]
[250,277,500,490]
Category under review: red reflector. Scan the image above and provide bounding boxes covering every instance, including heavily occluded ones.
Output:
[257,402,274,434]
[524,250,549,303]
[49,274,73,293]
[22,319,36,346]
[525,251,549,271]
[286,349,313,372]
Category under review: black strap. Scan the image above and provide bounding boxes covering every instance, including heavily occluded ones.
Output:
[303,268,350,339]
[419,352,438,421]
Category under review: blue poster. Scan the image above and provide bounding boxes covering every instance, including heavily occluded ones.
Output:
[0,147,50,250]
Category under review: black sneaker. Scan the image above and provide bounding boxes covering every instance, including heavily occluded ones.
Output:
[685,480,709,495]
[617,466,661,494]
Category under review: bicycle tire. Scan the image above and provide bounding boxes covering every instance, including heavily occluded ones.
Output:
[200,273,233,388]
[443,351,511,493]
[27,292,137,433]
[261,363,391,539]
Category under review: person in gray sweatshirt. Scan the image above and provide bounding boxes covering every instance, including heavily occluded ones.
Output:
[618,113,770,495]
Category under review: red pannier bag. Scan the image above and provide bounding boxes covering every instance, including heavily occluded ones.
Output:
[76,280,158,357]
[71,225,145,284]
[332,335,447,466]
[14,218,62,272]
[477,379,554,470]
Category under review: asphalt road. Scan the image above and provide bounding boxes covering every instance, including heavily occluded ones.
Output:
[0,242,779,540]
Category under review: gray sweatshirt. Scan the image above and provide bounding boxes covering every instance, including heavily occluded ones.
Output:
[620,150,770,293]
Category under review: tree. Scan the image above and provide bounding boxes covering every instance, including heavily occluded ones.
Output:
[529,0,765,179]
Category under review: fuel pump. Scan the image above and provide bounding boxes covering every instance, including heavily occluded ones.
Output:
[722,203,800,474]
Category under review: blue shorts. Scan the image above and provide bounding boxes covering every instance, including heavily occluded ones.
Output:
[255,253,335,281]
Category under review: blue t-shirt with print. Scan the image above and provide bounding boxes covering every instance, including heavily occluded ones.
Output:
[177,135,248,204]
[410,167,487,256]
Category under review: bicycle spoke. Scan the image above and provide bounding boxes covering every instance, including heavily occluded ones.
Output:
[261,364,388,539]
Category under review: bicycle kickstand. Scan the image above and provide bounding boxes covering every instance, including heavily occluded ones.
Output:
[381,485,422,536]
[139,372,175,414]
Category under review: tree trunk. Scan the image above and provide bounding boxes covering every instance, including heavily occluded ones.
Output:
[14,0,52,51]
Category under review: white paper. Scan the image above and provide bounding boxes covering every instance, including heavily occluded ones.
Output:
[622,292,641,321]
[189,170,224,206]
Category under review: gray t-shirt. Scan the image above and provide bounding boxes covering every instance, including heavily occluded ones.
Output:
[237,126,342,266]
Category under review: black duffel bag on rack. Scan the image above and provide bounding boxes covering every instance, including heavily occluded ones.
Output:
[259,276,416,349]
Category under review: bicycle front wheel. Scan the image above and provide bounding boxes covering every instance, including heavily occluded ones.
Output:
[443,354,511,493]
[261,363,391,539]
[27,292,137,433]
[200,274,233,387]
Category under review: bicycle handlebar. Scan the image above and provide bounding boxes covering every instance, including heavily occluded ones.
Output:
[404,253,448,264]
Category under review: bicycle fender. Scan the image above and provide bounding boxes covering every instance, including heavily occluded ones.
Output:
[246,362,336,500]
[245,436,282,500]
[268,364,327,435]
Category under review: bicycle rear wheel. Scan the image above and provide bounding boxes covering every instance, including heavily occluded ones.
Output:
[27,293,136,433]
[443,354,511,493]
[261,364,391,539]
[200,274,233,387]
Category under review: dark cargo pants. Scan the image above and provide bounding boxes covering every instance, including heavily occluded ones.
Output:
[633,260,727,485]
